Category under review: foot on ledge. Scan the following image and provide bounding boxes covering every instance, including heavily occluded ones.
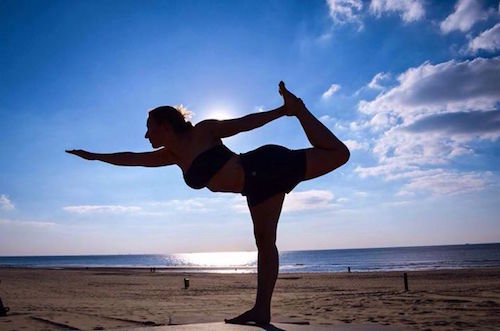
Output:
[224,307,270,326]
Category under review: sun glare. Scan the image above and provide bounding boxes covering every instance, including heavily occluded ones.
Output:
[205,106,234,120]
[175,251,257,267]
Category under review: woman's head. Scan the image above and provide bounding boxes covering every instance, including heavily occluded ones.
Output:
[145,105,193,148]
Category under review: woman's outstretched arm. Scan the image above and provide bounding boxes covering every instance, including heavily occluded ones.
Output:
[196,105,286,139]
[65,148,176,167]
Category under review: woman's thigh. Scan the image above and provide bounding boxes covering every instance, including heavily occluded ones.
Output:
[301,147,347,181]
[247,193,285,247]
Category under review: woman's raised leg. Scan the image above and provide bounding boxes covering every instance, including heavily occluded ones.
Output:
[280,82,350,180]
[225,193,285,325]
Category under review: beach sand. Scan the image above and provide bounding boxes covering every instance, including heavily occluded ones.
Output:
[0,268,499,330]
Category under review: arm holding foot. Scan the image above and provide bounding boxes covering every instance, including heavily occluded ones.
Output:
[197,106,286,139]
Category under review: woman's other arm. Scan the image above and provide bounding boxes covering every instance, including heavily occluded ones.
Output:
[65,148,176,167]
[197,105,286,139]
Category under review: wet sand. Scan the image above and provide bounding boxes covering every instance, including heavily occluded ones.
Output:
[0,267,499,330]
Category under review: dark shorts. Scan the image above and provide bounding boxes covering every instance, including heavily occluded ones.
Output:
[239,144,307,207]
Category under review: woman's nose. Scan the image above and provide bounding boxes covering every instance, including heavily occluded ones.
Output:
[145,131,149,139]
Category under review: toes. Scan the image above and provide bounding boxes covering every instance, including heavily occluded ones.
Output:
[279,81,285,95]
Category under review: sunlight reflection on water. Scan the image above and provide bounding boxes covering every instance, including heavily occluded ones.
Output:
[171,251,258,273]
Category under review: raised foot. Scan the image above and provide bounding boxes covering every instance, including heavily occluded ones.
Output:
[278,81,304,117]
[224,308,270,326]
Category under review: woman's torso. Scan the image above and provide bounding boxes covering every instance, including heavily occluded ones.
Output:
[176,126,245,193]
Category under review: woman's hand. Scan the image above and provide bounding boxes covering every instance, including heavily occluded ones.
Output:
[65,149,96,160]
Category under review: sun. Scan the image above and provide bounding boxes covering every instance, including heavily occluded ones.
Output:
[205,106,234,120]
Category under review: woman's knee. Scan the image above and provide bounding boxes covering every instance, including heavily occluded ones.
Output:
[253,226,276,248]
[304,147,350,180]
[255,236,277,251]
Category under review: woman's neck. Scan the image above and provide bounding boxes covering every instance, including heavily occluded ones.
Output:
[168,129,194,161]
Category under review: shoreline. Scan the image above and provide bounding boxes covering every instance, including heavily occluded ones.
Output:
[2,265,500,273]
[0,267,499,330]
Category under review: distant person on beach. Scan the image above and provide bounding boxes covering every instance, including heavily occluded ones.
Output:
[66,81,350,325]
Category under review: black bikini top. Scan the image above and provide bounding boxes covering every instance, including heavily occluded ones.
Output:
[183,144,236,189]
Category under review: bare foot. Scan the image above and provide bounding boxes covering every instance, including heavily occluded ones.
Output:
[278,81,304,117]
[224,307,270,326]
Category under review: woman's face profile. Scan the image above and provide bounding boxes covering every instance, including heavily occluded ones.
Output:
[145,116,164,149]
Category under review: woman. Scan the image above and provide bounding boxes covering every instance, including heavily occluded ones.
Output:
[66,81,350,325]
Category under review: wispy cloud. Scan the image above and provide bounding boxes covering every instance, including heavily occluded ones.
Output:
[283,189,340,212]
[148,191,342,215]
[0,194,14,210]
[469,23,500,53]
[149,195,250,215]
[322,84,341,99]
[63,205,142,214]
[397,169,491,196]
[344,139,369,151]
[370,0,425,23]
[367,72,391,90]
[0,218,56,228]
[440,0,490,34]
[150,197,225,213]
[357,164,494,196]
[326,0,364,29]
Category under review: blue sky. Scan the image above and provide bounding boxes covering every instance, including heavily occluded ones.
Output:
[1,0,500,255]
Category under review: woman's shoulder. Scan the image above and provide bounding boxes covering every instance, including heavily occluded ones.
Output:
[193,120,220,142]
[194,119,217,131]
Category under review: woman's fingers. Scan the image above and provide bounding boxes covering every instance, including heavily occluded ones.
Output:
[66,149,92,160]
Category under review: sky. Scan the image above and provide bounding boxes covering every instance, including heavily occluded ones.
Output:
[1,0,500,256]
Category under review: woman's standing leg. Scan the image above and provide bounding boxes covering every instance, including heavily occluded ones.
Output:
[225,193,286,325]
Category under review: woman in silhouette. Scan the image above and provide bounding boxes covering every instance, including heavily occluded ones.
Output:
[67,82,350,325]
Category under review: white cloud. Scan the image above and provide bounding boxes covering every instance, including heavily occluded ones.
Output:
[349,120,369,131]
[398,169,490,196]
[322,84,341,99]
[344,139,369,151]
[150,195,249,214]
[318,117,349,132]
[359,56,500,127]
[320,115,334,123]
[283,190,339,212]
[151,197,223,213]
[357,164,493,196]
[63,205,142,214]
[0,218,56,228]
[356,162,418,179]
[440,0,489,34]
[0,194,14,210]
[326,0,364,28]
[356,56,500,197]
[367,72,391,90]
[149,191,342,215]
[370,0,425,22]
[469,23,500,52]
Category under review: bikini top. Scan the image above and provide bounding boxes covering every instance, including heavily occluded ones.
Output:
[183,144,236,189]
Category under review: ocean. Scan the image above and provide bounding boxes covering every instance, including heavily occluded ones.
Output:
[1,243,499,273]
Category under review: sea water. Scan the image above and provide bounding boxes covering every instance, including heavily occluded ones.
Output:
[1,243,499,273]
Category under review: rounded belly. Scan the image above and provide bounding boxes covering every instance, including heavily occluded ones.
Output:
[206,155,245,193]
